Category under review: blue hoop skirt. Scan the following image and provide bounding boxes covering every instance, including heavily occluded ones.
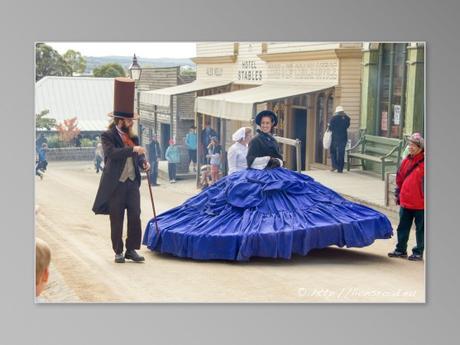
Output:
[143,168,393,261]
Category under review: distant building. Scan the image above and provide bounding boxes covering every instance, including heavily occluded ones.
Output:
[138,67,196,171]
[35,76,114,137]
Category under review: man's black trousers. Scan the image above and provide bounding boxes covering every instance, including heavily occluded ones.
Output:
[108,179,142,254]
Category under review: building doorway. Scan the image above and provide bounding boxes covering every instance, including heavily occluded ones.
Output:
[293,108,307,171]
[314,92,334,165]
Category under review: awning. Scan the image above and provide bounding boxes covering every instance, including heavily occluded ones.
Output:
[195,81,337,121]
[140,79,232,107]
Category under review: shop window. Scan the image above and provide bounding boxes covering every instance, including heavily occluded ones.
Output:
[377,43,407,138]
[292,95,307,107]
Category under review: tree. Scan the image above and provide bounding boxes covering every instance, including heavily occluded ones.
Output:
[93,63,126,78]
[36,109,57,130]
[63,50,87,75]
[56,117,80,146]
[180,68,196,78]
[35,43,72,81]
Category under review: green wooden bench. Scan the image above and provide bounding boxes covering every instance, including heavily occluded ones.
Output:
[346,133,403,180]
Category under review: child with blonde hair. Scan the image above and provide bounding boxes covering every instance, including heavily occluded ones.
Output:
[36,238,51,297]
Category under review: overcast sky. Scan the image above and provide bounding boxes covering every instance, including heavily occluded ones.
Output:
[46,42,197,59]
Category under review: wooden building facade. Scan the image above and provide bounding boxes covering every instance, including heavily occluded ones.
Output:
[194,42,363,172]
[137,67,195,171]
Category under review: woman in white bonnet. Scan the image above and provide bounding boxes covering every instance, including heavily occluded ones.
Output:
[227,127,253,175]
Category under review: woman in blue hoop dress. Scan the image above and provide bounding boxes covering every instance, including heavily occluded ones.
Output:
[143,110,393,261]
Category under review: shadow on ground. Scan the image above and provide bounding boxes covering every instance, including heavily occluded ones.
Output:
[146,246,390,267]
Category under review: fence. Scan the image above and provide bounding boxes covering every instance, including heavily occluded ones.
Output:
[46,147,95,161]
[274,135,302,173]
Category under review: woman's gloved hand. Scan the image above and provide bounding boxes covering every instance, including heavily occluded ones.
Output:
[266,157,281,169]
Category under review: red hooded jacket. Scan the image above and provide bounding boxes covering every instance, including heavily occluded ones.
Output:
[396,151,425,210]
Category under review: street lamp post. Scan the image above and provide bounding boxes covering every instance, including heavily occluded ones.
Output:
[129,54,143,144]
[128,54,142,81]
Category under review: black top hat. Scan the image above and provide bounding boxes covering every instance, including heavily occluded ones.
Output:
[255,110,278,127]
[107,77,140,119]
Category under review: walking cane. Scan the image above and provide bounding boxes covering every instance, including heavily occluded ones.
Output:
[145,168,160,234]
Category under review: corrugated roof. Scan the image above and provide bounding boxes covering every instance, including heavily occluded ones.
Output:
[35,76,115,131]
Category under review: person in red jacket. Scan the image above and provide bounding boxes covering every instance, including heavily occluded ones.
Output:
[388,133,425,261]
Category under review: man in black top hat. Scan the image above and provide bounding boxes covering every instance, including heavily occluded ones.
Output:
[92,77,150,263]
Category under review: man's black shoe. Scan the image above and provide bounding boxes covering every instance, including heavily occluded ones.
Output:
[408,253,423,261]
[125,249,145,262]
[114,253,125,263]
[388,250,407,258]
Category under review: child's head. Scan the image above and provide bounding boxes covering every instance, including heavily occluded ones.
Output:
[36,237,51,297]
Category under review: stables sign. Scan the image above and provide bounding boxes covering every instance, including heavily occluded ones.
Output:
[237,60,263,82]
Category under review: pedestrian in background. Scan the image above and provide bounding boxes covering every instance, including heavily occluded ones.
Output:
[185,125,198,172]
[201,121,218,164]
[388,132,425,261]
[75,133,82,148]
[36,133,47,154]
[36,143,49,179]
[165,138,180,183]
[329,105,350,173]
[207,136,222,184]
[94,142,104,173]
[147,134,161,186]
[199,164,212,190]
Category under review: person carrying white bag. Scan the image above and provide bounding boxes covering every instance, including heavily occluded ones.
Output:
[323,127,332,150]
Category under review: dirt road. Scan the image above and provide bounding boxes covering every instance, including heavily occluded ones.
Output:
[35,162,425,303]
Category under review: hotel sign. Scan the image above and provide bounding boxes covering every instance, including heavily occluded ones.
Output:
[237,60,263,82]
[266,60,339,82]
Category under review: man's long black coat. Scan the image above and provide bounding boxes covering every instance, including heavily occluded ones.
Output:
[92,126,146,215]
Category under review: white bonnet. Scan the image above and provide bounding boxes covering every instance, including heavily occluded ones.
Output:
[232,127,246,142]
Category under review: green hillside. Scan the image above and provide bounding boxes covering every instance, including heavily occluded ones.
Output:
[84,56,195,74]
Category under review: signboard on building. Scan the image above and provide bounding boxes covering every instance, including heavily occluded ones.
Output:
[196,64,233,80]
[206,67,224,77]
[393,104,401,125]
[266,60,339,82]
[381,111,388,131]
[237,60,263,82]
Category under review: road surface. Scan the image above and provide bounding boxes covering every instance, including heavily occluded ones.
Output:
[35,161,425,303]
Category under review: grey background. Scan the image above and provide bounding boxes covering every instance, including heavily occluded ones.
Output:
[1,0,459,344]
